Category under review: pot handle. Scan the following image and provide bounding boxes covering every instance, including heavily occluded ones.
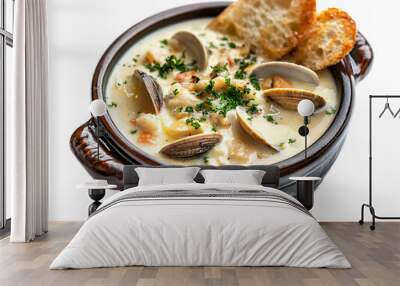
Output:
[70,119,126,187]
[349,32,374,83]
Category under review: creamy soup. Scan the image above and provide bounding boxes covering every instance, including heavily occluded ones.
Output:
[105,18,339,166]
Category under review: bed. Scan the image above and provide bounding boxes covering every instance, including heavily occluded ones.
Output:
[50,165,350,269]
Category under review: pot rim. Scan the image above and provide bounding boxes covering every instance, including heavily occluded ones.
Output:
[91,1,356,175]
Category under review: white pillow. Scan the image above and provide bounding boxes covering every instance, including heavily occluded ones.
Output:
[200,169,266,185]
[135,167,200,186]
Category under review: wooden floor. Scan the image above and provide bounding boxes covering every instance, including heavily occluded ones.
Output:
[0,222,399,286]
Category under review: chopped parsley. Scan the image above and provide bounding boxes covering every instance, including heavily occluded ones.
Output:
[220,36,229,41]
[203,156,209,164]
[195,78,253,117]
[279,142,286,149]
[234,69,247,80]
[208,42,217,49]
[228,42,237,48]
[234,54,257,80]
[249,73,260,90]
[247,104,259,115]
[204,80,216,95]
[288,138,296,144]
[132,54,140,63]
[211,126,217,132]
[325,107,337,115]
[130,129,138,134]
[145,55,198,79]
[186,117,201,129]
[172,88,179,96]
[264,115,278,125]
[107,102,118,108]
[210,64,228,77]
[160,39,168,46]
[184,106,194,113]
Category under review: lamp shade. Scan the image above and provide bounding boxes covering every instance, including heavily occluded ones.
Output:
[90,99,107,117]
[297,99,315,117]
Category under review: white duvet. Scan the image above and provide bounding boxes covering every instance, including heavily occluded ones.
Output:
[50,183,350,269]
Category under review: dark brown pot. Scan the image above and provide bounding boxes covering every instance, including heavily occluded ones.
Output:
[70,2,373,194]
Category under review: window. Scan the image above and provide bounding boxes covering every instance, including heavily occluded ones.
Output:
[0,0,13,234]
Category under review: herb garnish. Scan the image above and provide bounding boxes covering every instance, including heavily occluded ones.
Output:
[184,106,194,113]
[264,115,278,125]
[203,156,209,164]
[130,129,138,134]
[195,78,253,117]
[160,39,168,46]
[186,117,201,129]
[210,64,228,77]
[249,73,260,90]
[208,42,217,49]
[234,54,257,79]
[228,42,237,48]
[107,102,118,108]
[145,55,198,79]
[288,138,296,144]
[325,107,337,115]
[247,104,259,115]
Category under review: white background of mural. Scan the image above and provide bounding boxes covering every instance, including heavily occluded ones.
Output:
[47,0,400,221]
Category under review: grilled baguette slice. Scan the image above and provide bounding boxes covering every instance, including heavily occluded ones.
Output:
[292,8,357,70]
[207,0,316,60]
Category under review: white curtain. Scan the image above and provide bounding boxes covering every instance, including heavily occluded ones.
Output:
[10,0,49,242]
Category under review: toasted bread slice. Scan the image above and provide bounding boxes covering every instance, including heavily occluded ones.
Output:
[208,0,316,60]
[292,8,357,70]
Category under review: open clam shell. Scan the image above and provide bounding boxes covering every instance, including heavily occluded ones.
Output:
[160,133,222,158]
[251,62,320,85]
[171,31,208,71]
[236,108,281,152]
[133,70,163,114]
[264,88,326,111]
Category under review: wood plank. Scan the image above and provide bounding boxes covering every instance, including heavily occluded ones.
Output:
[0,222,399,286]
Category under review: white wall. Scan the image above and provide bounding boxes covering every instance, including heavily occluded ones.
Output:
[48,0,400,221]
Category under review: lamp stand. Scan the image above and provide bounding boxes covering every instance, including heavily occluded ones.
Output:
[298,116,310,159]
[96,116,100,163]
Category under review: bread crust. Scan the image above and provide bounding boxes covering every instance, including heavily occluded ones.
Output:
[208,0,317,60]
[292,8,357,70]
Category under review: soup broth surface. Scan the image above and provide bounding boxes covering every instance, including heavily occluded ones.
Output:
[105,18,339,166]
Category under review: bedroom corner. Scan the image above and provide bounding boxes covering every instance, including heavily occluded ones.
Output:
[1,0,399,285]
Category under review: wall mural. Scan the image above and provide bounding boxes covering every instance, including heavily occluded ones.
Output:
[70,2,373,192]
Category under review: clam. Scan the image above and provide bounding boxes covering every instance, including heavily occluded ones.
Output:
[160,133,222,158]
[236,108,281,152]
[264,88,326,111]
[250,61,320,85]
[133,70,163,114]
[171,31,208,71]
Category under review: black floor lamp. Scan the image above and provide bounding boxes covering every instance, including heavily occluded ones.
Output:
[297,99,315,159]
[288,99,321,211]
